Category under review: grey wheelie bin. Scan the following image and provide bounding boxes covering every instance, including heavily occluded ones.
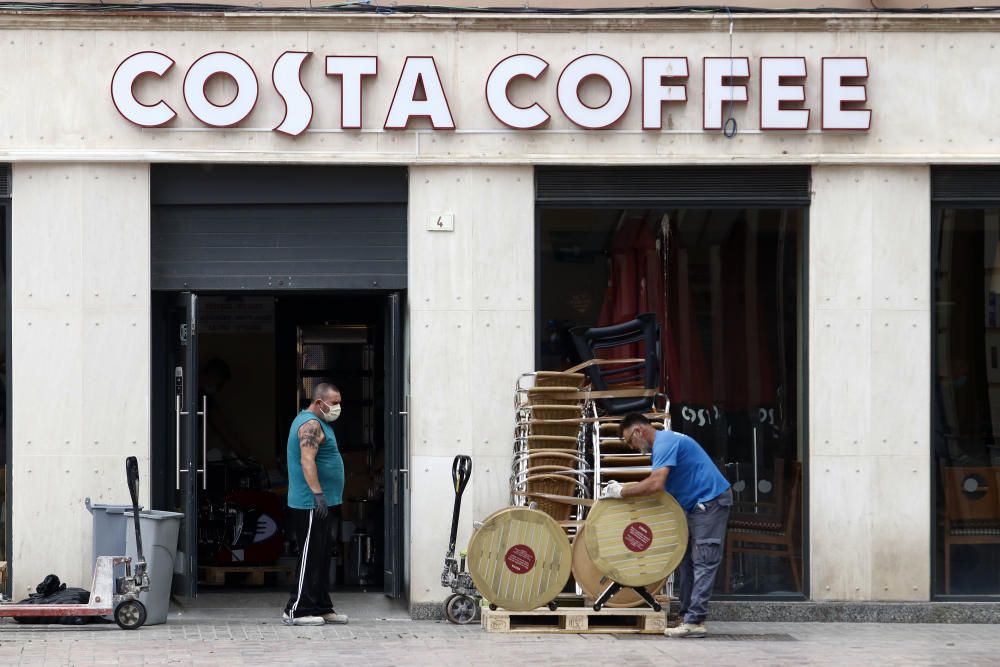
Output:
[85,497,143,572]
[125,510,183,625]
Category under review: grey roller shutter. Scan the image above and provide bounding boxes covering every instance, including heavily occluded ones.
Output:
[151,165,407,291]
[536,166,811,208]
[931,166,1000,205]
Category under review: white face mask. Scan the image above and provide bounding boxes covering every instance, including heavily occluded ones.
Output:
[321,401,341,423]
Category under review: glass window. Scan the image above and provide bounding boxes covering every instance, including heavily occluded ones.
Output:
[538,207,806,597]
[933,207,1000,597]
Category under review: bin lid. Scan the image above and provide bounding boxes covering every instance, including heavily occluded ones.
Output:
[85,498,144,514]
[124,510,184,520]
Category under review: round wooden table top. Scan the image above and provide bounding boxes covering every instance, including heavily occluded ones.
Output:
[467,506,573,612]
[571,526,667,607]
[583,492,688,588]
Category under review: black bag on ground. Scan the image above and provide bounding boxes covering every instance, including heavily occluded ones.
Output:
[13,574,111,624]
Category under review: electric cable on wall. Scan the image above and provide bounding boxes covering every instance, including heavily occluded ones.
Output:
[723,6,738,138]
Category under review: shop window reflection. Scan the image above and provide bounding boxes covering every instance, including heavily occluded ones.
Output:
[538,207,805,597]
[933,208,1000,597]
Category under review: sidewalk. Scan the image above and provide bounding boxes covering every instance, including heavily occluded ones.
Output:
[0,593,997,666]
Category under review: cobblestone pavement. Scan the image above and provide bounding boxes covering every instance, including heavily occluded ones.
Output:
[0,593,997,666]
[1,616,999,666]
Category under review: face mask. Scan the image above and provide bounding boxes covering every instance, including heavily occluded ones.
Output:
[321,401,341,423]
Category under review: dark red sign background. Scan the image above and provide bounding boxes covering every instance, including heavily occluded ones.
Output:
[622,522,653,553]
[504,544,536,574]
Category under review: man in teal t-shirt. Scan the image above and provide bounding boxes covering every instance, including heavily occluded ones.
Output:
[603,413,733,639]
[282,382,348,627]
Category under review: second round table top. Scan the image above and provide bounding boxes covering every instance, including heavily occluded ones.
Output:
[583,491,688,588]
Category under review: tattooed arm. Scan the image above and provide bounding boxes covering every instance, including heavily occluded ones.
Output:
[298,420,325,494]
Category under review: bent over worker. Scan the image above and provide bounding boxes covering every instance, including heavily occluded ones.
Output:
[283,382,349,626]
[602,412,732,639]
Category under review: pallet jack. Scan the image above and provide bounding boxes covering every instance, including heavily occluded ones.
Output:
[440,455,480,624]
[0,456,151,629]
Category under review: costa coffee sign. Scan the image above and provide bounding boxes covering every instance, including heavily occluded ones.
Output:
[111,51,870,135]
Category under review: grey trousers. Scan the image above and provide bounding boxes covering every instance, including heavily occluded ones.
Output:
[676,487,733,625]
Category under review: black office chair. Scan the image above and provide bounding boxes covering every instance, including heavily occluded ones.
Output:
[569,313,661,415]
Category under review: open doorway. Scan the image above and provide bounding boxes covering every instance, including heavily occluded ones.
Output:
[151,292,406,600]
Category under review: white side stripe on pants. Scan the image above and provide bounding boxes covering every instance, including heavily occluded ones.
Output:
[290,509,314,616]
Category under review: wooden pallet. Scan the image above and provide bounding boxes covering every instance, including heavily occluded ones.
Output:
[199,564,295,587]
[482,605,666,634]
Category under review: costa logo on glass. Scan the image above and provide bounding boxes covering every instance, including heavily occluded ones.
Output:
[504,544,536,574]
[623,522,653,553]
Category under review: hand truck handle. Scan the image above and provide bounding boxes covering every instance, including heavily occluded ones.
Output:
[125,456,146,571]
[447,455,472,558]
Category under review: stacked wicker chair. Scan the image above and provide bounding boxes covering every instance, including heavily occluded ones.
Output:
[511,371,591,524]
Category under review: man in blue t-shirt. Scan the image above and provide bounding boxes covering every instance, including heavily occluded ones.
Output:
[602,412,732,639]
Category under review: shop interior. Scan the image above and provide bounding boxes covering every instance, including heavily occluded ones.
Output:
[933,207,1000,597]
[153,293,390,595]
[537,207,805,596]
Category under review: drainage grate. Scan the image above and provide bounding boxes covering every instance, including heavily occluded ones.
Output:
[704,633,797,642]
[614,633,797,641]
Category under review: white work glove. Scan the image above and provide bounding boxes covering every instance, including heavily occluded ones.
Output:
[601,480,624,499]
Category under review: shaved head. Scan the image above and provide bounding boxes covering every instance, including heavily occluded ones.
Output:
[312,383,340,402]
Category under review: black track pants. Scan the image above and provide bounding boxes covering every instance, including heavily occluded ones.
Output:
[284,507,334,618]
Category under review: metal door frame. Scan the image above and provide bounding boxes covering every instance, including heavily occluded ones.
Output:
[383,291,408,598]
[2,197,11,598]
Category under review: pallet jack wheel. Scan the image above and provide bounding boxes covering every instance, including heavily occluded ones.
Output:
[445,595,477,625]
[547,601,558,612]
[114,599,147,630]
[593,603,602,612]
[488,603,497,611]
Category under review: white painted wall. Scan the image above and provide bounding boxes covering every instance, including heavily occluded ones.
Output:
[11,163,150,596]
[407,166,534,606]
[0,17,990,165]
[809,165,931,601]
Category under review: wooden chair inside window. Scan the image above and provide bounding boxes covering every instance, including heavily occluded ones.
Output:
[941,465,1000,594]
[724,461,802,594]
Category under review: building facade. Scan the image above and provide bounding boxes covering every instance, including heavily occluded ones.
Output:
[0,9,997,613]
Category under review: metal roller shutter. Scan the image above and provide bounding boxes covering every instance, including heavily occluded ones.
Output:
[151,165,407,291]
[536,166,811,208]
[931,166,1000,205]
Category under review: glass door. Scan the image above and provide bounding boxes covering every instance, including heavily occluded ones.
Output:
[383,292,406,598]
[168,291,203,598]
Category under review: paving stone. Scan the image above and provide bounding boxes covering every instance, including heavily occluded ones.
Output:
[0,614,998,665]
